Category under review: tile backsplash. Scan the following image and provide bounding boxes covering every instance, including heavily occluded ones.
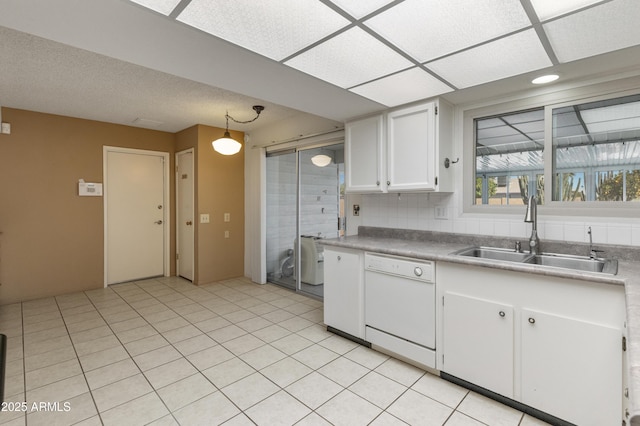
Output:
[356,192,640,247]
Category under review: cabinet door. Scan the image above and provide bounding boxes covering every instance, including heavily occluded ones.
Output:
[345,115,385,193]
[387,102,437,191]
[323,249,364,338]
[443,292,514,398]
[521,309,622,426]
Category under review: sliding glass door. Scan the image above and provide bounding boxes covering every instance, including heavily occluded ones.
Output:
[265,143,344,298]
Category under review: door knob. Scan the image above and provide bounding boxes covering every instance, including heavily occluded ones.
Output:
[186,221,192,226]
[154,220,163,225]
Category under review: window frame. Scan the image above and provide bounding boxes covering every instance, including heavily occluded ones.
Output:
[463,77,640,218]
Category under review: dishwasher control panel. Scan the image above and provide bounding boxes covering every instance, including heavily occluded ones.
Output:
[364,253,434,282]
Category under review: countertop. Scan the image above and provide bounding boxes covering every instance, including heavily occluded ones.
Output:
[320,227,640,425]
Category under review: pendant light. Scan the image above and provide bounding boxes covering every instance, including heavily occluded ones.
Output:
[212,105,264,155]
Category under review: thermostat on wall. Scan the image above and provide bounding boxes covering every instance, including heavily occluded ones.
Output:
[78,179,103,196]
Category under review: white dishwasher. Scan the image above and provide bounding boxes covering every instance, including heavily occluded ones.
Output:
[364,252,437,368]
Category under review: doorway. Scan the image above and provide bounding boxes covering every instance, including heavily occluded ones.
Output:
[265,143,345,298]
[176,149,195,281]
[103,147,170,285]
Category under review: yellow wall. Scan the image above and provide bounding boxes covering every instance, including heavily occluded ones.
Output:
[0,108,244,304]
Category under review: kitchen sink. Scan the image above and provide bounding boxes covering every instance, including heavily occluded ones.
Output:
[451,246,618,275]
[452,246,535,262]
[523,253,618,275]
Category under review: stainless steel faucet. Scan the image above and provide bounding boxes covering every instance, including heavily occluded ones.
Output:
[588,226,605,259]
[524,196,540,254]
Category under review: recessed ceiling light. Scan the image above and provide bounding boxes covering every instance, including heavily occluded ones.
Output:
[532,74,559,84]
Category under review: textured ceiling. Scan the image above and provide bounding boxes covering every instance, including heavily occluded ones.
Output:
[0,0,640,134]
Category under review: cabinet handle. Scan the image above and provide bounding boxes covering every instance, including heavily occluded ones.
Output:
[528,317,536,324]
[376,181,380,186]
[337,256,341,261]
[387,180,391,186]
[499,311,505,317]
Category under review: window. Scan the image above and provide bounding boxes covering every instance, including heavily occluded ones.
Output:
[474,108,544,205]
[472,92,640,212]
[552,94,640,202]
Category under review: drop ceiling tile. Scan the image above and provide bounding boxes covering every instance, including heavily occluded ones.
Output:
[284,27,413,89]
[529,0,603,21]
[427,29,552,89]
[542,0,640,63]
[364,0,531,62]
[177,0,350,61]
[129,0,181,15]
[328,0,396,19]
[349,68,453,107]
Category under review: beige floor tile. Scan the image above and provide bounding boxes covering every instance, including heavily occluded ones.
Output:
[26,374,89,405]
[207,324,247,343]
[410,372,469,408]
[65,318,108,334]
[349,371,408,409]
[239,344,287,370]
[317,334,360,355]
[144,357,198,389]
[73,334,121,357]
[172,333,217,356]
[156,373,217,411]
[108,316,148,333]
[222,373,279,410]
[296,412,333,426]
[161,324,202,344]
[386,389,453,426]
[202,357,256,388]
[24,346,77,372]
[85,358,141,390]
[295,323,333,343]
[79,345,130,372]
[444,411,487,426]
[236,316,273,333]
[123,334,169,357]
[186,344,235,370]
[318,356,370,388]
[250,324,291,343]
[344,345,390,370]
[456,392,524,426]
[115,324,158,344]
[285,371,343,410]
[70,325,114,345]
[133,345,182,371]
[172,391,240,425]
[270,333,313,355]
[24,335,72,357]
[180,308,218,324]
[368,412,410,425]
[260,357,312,388]
[245,390,311,426]
[91,373,153,412]
[100,392,169,426]
[223,333,265,356]
[23,326,68,345]
[374,357,425,387]
[292,344,340,370]
[152,316,190,333]
[25,358,83,391]
[316,390,382,426]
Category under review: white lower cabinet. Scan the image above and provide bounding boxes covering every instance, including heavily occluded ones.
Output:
[439,262,626,426]
[323,247,364,339]
[443,293,514,398]
[520,308,622,426]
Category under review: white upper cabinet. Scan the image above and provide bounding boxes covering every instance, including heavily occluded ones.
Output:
[345,99,454,193]
[345,115,385,193]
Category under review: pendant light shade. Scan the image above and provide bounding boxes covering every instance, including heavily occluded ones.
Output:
[311,154,332,167]
[212,105,264,155]
[212,131,242,155]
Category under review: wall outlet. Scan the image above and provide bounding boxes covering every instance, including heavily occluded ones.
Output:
[200,213,210,223]
[353,204,360,216]
[435,206,448,220]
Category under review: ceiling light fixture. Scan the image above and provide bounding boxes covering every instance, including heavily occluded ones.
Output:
[311,154,333,167]
[212,105,265,155]
[531,74,559,84]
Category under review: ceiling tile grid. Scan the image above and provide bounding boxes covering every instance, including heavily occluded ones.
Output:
[128,0,640,108]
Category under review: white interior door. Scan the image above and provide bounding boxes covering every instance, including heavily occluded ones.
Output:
[176,149,194,281]
[105,148,168,285]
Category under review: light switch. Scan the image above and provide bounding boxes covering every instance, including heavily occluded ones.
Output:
[224,230,230,238]
[224,213,231,222]
[200,213,210,224]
